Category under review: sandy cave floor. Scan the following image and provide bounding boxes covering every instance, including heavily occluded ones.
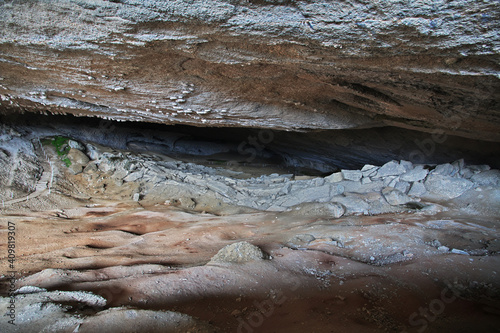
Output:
[1,193,500,332]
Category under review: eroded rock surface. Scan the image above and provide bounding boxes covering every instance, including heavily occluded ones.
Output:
[0,0,499,140]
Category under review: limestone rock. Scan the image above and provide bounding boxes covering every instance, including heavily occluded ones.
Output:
[471,170,500,186]
[382,187,412,206]
[293,202,345,218]
[67,148,90,174]
[424,174,474,199]
[325,172,343,183]
[375,161,407,178]
[341,170,362,182]
[286,234,316,250]
[433,163,459,177]
[209,242,267,264]
[400,166,429,182]
[408,182,427,197]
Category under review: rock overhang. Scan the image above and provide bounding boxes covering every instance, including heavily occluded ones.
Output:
[0,0,499,141]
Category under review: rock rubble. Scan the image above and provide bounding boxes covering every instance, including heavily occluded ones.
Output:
[84,143,499,217]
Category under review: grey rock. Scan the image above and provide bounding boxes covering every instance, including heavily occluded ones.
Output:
[394,181,410,194]
[469,165,491,173]
[205,180,236,198]
[276,184,333,207]
[67,148,90,174]
[361,177,372,185]
[68,139,85,151]
[361,164,379,177]
[286,234,316,249]
[382,187,412,206]
[375,161,406,178]
[325,172,343,183]
[470,170,500,186]
[383,176,398,187]
[124,170,144,182]
[430,239,442,248]
[408,182,427,197]
[400,166,429,182]
[459,167,474,179]
[132,193,140,201]
[83,161,98,174]
[424,174,474,199]
[341,169,362,182]
[293,202,345,218]
[400,160,413,171]
[433,163,458,177]
[331,195,371,215]
[437,246,450,252]
[209,241,267,264]
[451,248,469,255]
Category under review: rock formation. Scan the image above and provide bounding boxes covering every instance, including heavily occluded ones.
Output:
[0,0,499,140]
[1,1,500,332]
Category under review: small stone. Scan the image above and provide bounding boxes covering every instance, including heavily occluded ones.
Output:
[437,246,450,252]
[286,234,316,249]
[341,170,362,181]
[209,241,267,263]
[430,239,442,248]
[68,139,85,151]
[309,238,338,247]
[132,193,140,201]
[451,249,469,255]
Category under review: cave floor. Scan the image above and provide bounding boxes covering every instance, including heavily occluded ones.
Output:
[1,193,500,332]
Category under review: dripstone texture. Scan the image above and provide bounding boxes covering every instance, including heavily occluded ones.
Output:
[0,0,499,140]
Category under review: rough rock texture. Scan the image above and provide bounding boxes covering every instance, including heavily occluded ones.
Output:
[0,289,216,333]
[0,0,499,141]
[209,241,267,263]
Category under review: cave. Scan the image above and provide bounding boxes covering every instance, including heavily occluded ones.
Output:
[1,1,500,332]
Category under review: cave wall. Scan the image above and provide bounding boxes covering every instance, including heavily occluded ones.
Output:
[0,0,499,141]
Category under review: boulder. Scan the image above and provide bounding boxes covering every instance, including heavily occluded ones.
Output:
[424,174,474,199]
[67,148,90,174]
[209,242,267,264]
